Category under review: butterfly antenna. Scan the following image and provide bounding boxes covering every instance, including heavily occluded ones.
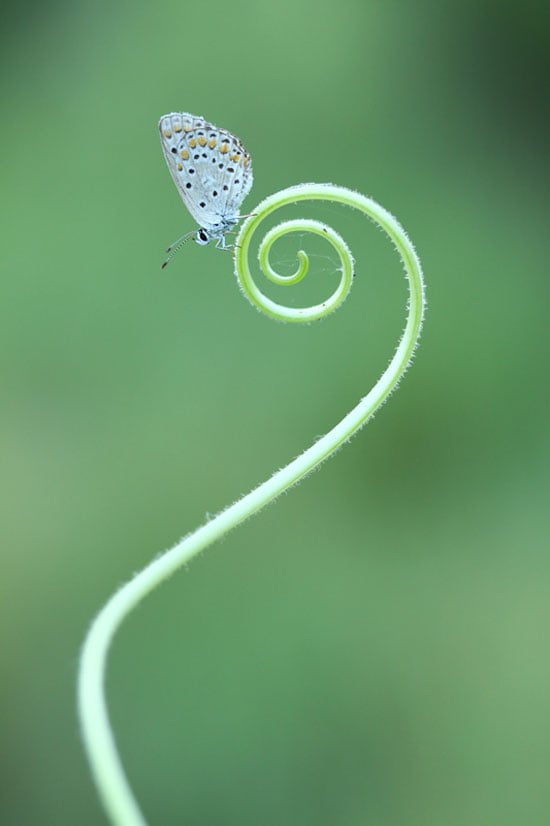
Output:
[161,230,196,269]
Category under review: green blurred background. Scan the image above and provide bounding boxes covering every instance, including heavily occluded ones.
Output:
[1,1,548,824]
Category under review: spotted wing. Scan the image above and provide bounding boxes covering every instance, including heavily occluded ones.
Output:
[159,112,253,231]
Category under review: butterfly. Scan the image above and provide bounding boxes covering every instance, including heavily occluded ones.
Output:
[159,112,253,266]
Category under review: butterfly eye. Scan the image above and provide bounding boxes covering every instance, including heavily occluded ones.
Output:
[196,229,210,245]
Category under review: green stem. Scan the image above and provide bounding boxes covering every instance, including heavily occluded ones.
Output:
[78,183,425,826]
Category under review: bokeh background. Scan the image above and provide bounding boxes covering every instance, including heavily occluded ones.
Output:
[1,1,548,824]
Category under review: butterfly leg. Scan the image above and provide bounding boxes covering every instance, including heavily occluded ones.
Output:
[215,233,239,251]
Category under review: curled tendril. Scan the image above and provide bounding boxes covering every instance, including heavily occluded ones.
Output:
[235,211,354,322]
[78,182,426,826]
[234,183,422,327]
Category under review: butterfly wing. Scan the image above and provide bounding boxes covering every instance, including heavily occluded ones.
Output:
[159,112,253,231]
